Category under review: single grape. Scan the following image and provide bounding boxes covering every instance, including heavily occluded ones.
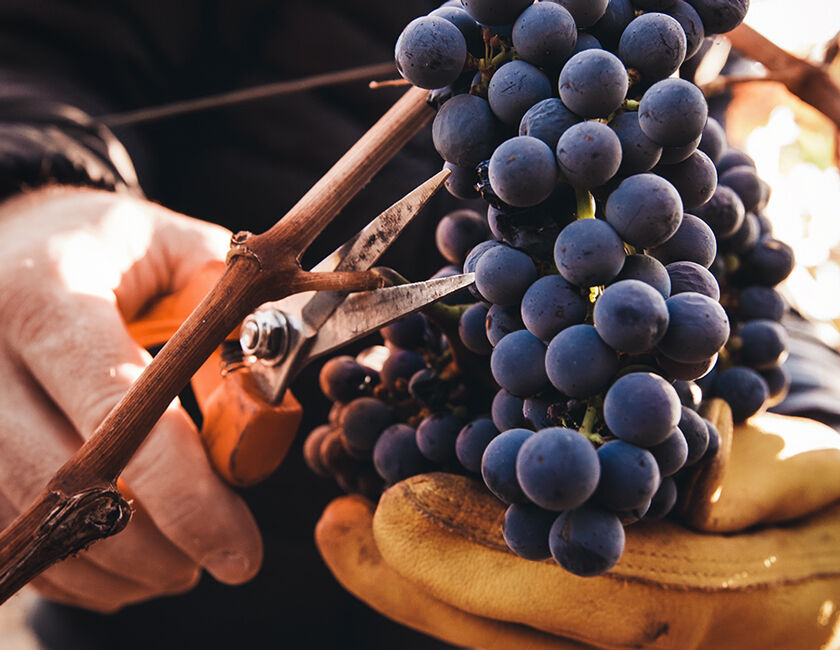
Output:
[610,111,663,176]
[685,0,749,35]
[716,148,756,175]
[594,279,669,354]
[516,427,601,511]
[475,243,538,306]
[546,324,619,398]
[433,94,501,167]
[656,352,717,381]
[611,254,671,299]
[520,274,587,342]
[719,164,762,212]
[435,208,490,264]
[703,418,721,461]
[657,292,730,363]
[545,0,609,28]
[736,319,789,370]
[488,61,553,127]
[416,412,463,463]
[488,135,558,207]
[639,78,708,147]
[674,380,702,410]
[591,0,636,49]
[666,260,720,300]
[558,49,629,119]
[738,238,795,287]
[381,313,427,349]
[604,372,681,446]
[718,211,760,255]
[619,13,687,81]
[460,0,533,25]
[596,440,661,511]
[693,183,745,237]
[572,32,603,53]
[654,150,717,210]
[605,173,684,249]
[381,349,427,392]
[319,356,375,403]
[698,116,726,163]
[429,5,484,56]
[649,427,688,476]
[648,213,716,268]
[491,330,549,396]
[713,366,769,422]
[395,16,467,89]
[556,121,622,189]
[459,303,493,355]
[491,389,529,431]
[512,2,577,68]
[303,425,335,477]
[519,98,581,150]
[554,218,626,288]
[340,397,394,452]
[481,428,534,504]
[486,304,525,346]
[549,506,625,576]
[644,476,677,519]
[456,418,499,473]
[443,161,480,199]
[503,503,557,561]
[762,365,791,407]
[678,406,710,465]
[373,424,429,483]
[658,133,702,165]
[665,0,705,58]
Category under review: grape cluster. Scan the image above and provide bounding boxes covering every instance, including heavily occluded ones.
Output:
[303,292,497,500]
[696,149,795,421]
[303,0,800,579]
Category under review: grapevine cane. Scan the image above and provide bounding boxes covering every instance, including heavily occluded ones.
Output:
[0,85,434,604]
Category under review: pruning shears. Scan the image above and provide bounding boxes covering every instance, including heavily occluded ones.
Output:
[128,171,473,486]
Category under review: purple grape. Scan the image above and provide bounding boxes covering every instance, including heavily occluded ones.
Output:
[516,427,600,510]
[648,213,716,268]
[481,428,534,504]
[657,292,730,363]
[503,503,557,561]
[556,121,622,189]
[520,274,587,341]
[488,61,553,126]
[605,173,684,249]
[666,260,720,300]
[611,254,671,299]
[604,372,681,446]
[519,98,581,150]
[594,279,669,354]
[595,440,661,510]
[549,506,625,576]
[373,424,429,483]
[639,78,708,147]
[486,304,525,346]
[416,412,464,463]
[554,218,626,288]
[491,389,529,431]
[546,324,619,397]
[395,16,467,89]
[489,135,558,207]
[475,244,538,306]
[433,94,501,167]
[435,208,490,264]
[491,330,549,396]
[456,418,499,473]
[512,2,578,68]
[619,13,687,81]
[558,49,629,118]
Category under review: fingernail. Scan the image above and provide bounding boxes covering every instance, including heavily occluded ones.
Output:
[203,550,251,584]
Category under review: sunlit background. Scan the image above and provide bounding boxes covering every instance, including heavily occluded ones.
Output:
[732,0,840,343]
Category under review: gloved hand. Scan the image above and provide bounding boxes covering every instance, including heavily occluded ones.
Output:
[0,187,262,612]
[316,399,840,649]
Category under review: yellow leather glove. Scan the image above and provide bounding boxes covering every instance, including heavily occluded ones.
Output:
[315,400,840,649]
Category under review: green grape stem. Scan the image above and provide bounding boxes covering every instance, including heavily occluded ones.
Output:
[575,188,595,220]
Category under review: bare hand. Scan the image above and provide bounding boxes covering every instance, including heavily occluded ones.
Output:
[0,188,262,611]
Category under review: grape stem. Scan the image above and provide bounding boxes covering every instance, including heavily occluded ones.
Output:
[621,99,640,111]
[575,188,595,220]
[579,400,603,444]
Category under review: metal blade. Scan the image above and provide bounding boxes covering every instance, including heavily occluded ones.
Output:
[305,273,475,360]
[310,168,450,275]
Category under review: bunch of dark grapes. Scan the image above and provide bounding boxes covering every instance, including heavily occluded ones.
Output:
[691,148,795,422]
[304,295,498,501]
[303,0,799,579]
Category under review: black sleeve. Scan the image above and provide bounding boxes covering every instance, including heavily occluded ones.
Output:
[0,0,198,201]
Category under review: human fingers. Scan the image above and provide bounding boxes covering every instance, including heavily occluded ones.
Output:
[7,289,262,585]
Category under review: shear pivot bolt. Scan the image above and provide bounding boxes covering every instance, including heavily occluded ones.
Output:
[240,310,288,359]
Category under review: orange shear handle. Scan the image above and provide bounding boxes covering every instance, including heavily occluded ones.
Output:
[127,261,302,487]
